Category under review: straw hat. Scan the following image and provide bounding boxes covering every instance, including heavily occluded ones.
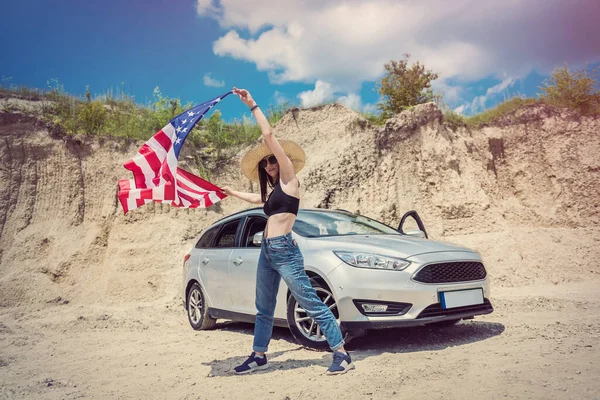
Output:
[241,139,306,182]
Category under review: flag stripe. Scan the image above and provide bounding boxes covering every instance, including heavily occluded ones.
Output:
[154,129,173,153]
[136,148,158,188]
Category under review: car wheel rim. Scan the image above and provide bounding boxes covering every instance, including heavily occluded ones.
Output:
[188,289,202,324]
[294,286,340,343]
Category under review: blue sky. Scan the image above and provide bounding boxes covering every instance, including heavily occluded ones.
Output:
[1,0,599,120]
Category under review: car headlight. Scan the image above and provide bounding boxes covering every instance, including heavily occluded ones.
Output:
[333,251,410,271]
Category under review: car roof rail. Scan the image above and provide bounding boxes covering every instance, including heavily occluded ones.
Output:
[210,206,263,225]
[334,208,352,214]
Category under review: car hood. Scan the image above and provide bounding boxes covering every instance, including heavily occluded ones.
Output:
[305,234,477,258]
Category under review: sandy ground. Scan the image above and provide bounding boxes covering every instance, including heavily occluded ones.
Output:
[1,280,599,400]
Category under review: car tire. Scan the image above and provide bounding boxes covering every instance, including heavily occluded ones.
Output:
[286,278,343,350]
[187,282,216,330]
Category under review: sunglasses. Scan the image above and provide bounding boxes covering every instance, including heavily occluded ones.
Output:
[259,155,278,169]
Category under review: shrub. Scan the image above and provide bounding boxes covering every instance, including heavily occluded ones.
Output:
[443,109,467,131]
[376,54,441,118]
[361,112,387,126]
[78,100,107,134]
[539,64,600,115]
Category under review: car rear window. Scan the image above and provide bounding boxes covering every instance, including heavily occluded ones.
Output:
[195,226,219,248]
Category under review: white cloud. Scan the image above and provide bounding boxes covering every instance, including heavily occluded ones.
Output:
[485,77,515,96]
[362,103,378,114]
[455,77,517,114]
[454,105,466,115]
[432,80,464,104]
[296,81,374,112]
[272,90,289,106]
[336,93,361,111]
[203,72,225,88]
[198,0,600,96]
[469,95,487,114]
[196,0,219,18]
[297,80,335,107]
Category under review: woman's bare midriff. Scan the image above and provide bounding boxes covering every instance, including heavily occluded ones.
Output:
[264,213,296,238]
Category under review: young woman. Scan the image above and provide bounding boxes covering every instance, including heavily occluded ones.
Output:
[218,87,354,375]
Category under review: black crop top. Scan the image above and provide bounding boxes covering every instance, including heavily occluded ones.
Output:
[263,183,300,216]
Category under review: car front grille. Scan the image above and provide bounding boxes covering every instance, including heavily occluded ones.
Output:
[413,261,487,284]
[417,298,493,319]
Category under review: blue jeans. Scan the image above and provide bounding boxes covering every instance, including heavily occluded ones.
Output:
[253,232,345,352]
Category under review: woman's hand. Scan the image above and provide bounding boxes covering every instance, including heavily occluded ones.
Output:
[232,87,256,108]
[219,186,234,196]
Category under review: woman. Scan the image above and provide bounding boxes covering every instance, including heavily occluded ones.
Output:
[219,87,354,376]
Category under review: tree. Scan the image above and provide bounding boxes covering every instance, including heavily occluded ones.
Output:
[539,64,600,114]
[376,54,440,118]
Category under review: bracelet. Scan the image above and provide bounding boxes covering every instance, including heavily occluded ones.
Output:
[250,104,259,112]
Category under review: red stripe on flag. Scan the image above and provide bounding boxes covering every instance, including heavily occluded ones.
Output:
[163,180,176,201]
[123,159,147,189]
[117,179,131,214]
[176,168,223,191]
[154,130,173,152]
[177,179,210,197]
[139,187,154,200]
[177,190,202,207]
[139,143,162,181]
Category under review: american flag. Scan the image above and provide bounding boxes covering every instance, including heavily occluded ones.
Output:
[117,91,232,214]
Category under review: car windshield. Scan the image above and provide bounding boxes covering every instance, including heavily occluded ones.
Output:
[292,210,399,238]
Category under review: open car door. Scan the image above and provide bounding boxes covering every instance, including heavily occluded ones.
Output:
[397,210,429,239]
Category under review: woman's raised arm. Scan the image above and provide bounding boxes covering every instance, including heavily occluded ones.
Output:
[233,87,296,184]
[219,186,262,205]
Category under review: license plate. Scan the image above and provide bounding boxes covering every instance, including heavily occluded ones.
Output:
[439,288,484,309]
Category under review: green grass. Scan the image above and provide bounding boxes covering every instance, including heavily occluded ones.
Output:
[465,97,541,128]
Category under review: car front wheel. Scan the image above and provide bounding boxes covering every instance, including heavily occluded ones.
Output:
[187,282,216,330]
[286,278,342,350]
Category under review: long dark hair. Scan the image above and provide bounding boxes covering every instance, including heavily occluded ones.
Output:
[258,167,277,203]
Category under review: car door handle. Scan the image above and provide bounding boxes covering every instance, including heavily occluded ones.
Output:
[202,258,209,265]
[233,257,243,266]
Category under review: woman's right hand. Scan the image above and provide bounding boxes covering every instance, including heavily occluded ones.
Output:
[219,186,234,196]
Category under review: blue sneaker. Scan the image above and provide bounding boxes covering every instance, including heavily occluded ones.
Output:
[327,351,354,375]
[234,352,269,375]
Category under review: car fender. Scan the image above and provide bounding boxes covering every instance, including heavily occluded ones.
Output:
[184,252,216,309]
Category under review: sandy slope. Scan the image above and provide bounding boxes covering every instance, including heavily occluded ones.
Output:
[0,103,599,399]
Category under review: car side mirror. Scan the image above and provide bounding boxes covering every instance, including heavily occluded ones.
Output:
[253,231,264,246]
[405,230,426,238]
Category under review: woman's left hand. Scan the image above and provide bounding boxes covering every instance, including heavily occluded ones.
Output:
[233,87,256,108]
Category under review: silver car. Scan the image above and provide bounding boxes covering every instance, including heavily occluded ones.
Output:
[182,208,493,349]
